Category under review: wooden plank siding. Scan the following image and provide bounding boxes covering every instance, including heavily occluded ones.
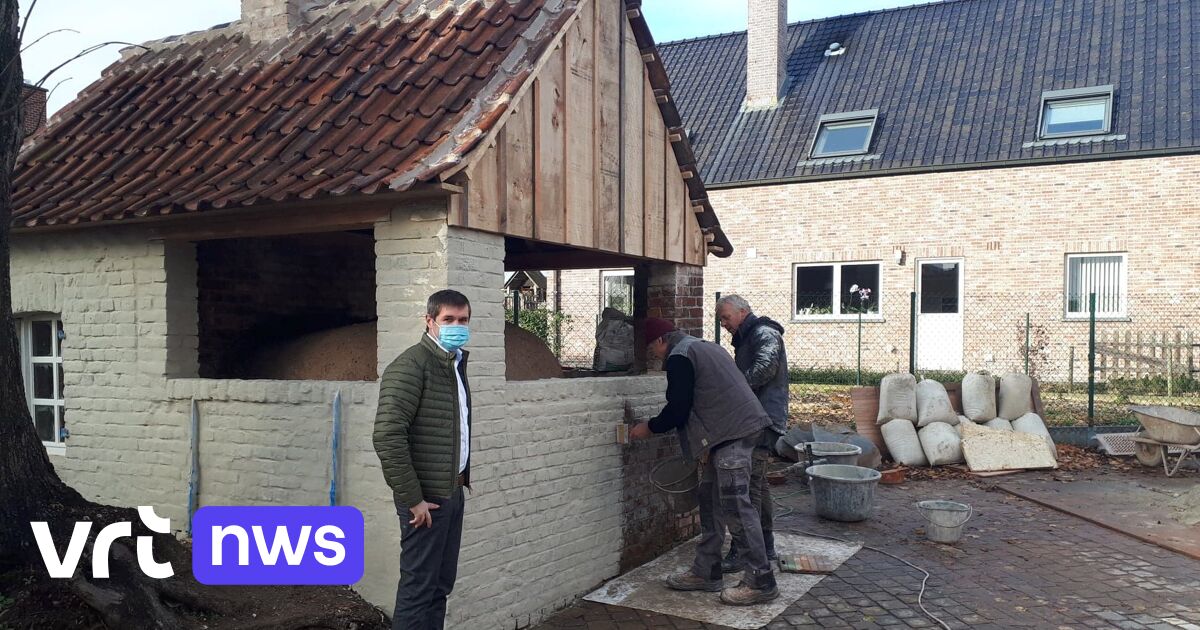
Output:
[458,0,704,266]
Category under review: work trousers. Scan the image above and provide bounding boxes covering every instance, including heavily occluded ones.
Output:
[392,487,465,630]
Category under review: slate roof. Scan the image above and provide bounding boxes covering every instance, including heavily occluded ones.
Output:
[659,0,1200,187]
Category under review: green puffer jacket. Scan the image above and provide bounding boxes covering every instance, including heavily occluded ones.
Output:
[373,334,471,508]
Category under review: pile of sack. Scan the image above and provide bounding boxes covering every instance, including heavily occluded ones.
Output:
[876,371,1057,468]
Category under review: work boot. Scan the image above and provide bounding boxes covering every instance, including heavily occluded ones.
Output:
[720,580,780,606]
[665,571,723,592]
[721,547,746,574]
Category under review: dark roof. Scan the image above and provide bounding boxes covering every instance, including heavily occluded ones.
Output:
[660,0,1200,187]
[13,0,570,227]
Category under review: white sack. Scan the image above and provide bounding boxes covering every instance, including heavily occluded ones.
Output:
[1012,412,1057,460]
[985,418,1015,432]
[877,373,918,425]
[919,422,965,466]
[916,379,959,427]
[881,418,927,467]
[962,372,997,422]
[998,372,1033,420]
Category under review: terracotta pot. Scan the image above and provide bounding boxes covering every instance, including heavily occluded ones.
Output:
[879,468,906,485]
[767,470,788,486]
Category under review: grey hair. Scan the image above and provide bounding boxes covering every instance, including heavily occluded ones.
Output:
[716,294,752,314]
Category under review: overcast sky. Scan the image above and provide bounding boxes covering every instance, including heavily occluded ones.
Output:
[20,0,925,115]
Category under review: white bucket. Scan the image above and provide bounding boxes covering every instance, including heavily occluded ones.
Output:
[916,500,972,544]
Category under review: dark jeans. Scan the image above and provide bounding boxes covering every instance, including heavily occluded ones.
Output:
[727,443,775,558]
[392,488,464,630]
[693,431,776,589]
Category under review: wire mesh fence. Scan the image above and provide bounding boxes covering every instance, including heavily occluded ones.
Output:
[503,287,1200,426]
[712,290,1200,427]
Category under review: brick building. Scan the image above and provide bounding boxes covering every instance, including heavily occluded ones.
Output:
[561,0,1200,379]
[9,1,732,627]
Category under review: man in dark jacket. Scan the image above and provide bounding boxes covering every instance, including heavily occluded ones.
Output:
[629,318,779,606]
[717,294,789,572]
[374,290,473,630]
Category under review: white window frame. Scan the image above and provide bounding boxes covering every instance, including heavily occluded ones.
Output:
[809,109,879,158]
[17,315,67,455]
[793,261,883,321]
[599,269,635,316]
[1037,85,1114,140]
[1064,253,1128,320]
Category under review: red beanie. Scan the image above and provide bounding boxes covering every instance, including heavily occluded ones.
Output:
[643,317,676,345]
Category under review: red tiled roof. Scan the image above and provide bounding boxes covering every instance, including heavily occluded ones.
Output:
[13,0,574,227]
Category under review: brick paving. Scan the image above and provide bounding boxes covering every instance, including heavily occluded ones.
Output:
[534,473,1200,630]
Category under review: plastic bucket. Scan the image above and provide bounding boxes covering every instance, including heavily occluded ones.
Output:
[916,500,973,544]
[797,442,863,466]
[650,458,699,514]
[805,464,881,522]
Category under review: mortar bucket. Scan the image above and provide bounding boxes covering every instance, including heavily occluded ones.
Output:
[650,458,699,514]
[805,464,881,522]
[797,441,863,466]
[916,500,972,544]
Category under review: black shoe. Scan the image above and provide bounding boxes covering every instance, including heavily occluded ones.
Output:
[721,548,746,574]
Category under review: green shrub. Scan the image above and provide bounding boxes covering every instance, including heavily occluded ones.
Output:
[506,307,571,356]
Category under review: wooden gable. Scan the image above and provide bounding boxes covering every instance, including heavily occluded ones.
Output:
[452,0,707,267]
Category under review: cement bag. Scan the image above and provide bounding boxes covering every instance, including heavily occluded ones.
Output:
[592,308,634,372]
[918,422,964,466]
[998,372,1033,420]
[881,418,927,467]
[876,373,918,425]
[962,372,997,422]
[985,418,1015,432]
[1012,412,1057,460]
[916,379,959,427]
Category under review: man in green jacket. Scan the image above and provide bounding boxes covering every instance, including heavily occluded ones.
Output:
[374,289,473,630]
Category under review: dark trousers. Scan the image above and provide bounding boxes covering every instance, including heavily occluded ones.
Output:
[392,487,464,630]
[693,432,775,589]
[728,443,775,557]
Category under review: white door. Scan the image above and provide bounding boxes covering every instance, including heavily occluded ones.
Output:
[917,259,964,371]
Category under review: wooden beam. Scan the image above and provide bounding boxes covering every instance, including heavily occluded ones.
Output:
[595,0,622,253]
[564,16,595,247]
[149,204,396,241]
[533,45,566,243]
[504,95,535,238]
[620,15,645,257]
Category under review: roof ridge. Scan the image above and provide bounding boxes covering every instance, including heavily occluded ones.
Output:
[658,0,983,48]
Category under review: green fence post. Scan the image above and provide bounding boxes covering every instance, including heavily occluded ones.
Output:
[857,310,863,386]
[1024,313,1031,374]
[1068,345,1075,393]
[909,291,917,374]
[511,289,521,325]
[1088,292,1096,426]
[714,291,722,345]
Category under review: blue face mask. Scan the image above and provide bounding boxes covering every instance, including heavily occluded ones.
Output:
[437,324,470,351]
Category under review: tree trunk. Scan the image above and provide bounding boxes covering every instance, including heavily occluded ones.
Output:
[0,0,81,564]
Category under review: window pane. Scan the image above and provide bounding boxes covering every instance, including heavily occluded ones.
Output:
[33,363,54,400]
[921,263,960,314]
[814,120,872,156]
[796,266,834,314]
[1044,98,1107,136]
[603,275,634,315]
[840,264,880,314]
[1067,255,1124,314]
[32,320,53,357]
[34,406,55,442]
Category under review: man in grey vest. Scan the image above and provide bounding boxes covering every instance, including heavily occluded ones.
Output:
[629,318,778,605]
[716,294,789,573]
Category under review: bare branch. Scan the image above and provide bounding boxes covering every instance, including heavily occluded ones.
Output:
[18,0,38,46]
[31,41,147,89]
[21,28,79,54]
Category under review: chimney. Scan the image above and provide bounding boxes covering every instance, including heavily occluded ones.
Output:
[20,84,47,139]
[240,0,320,40]
[745,0,786,110]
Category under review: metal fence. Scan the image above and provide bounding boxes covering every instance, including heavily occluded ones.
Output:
[503,287,1200,426]
[714,290,1200,426]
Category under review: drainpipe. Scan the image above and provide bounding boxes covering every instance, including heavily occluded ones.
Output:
[187,398,200,535]
[329,390,342,506]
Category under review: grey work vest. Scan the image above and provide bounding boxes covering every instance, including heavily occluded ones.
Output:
[669,334,772,460]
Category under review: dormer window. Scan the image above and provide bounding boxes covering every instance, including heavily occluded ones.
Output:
[1038,86,1113,139]
[810,110,878,158]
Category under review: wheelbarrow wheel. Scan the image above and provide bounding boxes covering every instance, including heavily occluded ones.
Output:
[1134,435,1163,467]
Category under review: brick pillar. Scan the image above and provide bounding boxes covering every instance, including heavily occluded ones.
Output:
[646,263,705,337]
[745,0,787,110]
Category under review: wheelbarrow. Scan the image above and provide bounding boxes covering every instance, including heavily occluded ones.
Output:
[1128,405,1200,477]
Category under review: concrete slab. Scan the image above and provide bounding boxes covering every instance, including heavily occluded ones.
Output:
[583,533,860,630]
[960,420,1058,471]
[999,475,1200,561]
